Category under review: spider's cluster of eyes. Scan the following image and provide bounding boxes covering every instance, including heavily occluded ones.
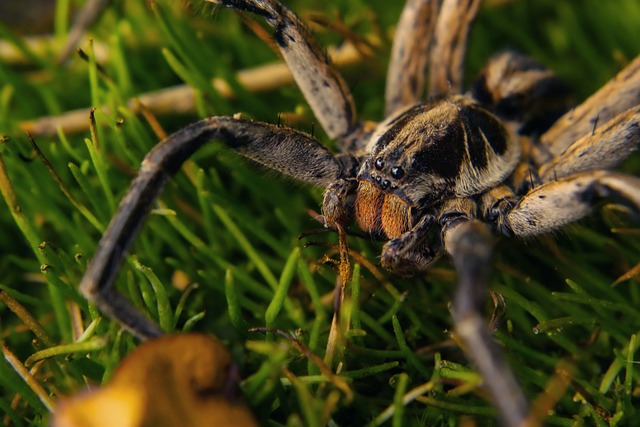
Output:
[371,157,405,190]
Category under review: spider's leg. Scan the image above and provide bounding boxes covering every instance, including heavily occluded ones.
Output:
[428,0,481,98]
[442,217,529,427]
[537,55,640,163]
[538,106,640,181]
[492,171,640,237]
[208,0,356,141]
[384,0,438,116]
[81,117,350,339]
[471,50,571,136]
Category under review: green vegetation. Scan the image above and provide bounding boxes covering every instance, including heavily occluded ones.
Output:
[1,0,639,425]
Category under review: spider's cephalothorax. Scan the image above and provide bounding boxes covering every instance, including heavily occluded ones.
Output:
[346,96,518,241]
[79,0,640,425]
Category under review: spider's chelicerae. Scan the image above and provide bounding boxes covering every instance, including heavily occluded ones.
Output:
[79,0,640,425]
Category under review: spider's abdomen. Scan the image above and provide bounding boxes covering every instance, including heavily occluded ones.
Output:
[358,96,520,208]
[354,180,412,239]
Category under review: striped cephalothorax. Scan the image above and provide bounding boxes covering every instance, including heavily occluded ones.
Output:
[78,0,640,426]
[351,96,518,241]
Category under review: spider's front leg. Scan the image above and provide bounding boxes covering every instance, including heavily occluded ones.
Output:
[81,117,351,339]
[208,0,357,142]
[442,216,529,427]
[438,197,529,425]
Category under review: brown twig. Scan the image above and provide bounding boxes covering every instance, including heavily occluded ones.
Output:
[20,37,377,137]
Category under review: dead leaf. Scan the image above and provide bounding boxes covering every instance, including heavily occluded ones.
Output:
[52,334,257,427]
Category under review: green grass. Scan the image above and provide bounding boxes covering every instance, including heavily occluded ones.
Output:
[1,0,640,425]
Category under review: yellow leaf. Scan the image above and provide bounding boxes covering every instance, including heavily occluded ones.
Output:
[52,334,257,427]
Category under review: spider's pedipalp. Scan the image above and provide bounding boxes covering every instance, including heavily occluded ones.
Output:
[379,213,440,277]
[538,106,640,181]
[384,0,438,116]
[502,171,640,237]
[208,0,357,141]
[537,55,640,162]
[81,116,346,337]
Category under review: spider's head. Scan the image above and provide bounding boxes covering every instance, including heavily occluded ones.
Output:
[358,96,518,207]
[357,100,469,208]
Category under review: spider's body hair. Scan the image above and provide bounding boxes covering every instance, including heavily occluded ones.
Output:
[352,96,517,239]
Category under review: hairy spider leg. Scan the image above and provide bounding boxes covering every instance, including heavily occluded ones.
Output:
[443,218,529,427]
[537,56,640,163]
[385,0,438,116]
[209,0,371,366]
[385,0,483,115]
[209,0,357,141]
[502,171,640,237]
[470,50,572,136]
[428,0,481,98]
[539,106,640,181]
[80,117,348,339]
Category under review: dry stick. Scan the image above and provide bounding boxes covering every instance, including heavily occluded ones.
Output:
[57,0,111,64]
[0,36,110,66]
[323,224,352,369]
[0,291,53,348]
[524,360,574,427]
[19,38,374,137]
[2,343,55,412]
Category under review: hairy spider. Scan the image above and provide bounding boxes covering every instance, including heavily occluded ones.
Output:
[79,0,640,425]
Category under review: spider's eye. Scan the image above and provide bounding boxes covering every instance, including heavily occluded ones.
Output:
[381,179,391,189]
[374,157,384,170]
[391,166,404,179]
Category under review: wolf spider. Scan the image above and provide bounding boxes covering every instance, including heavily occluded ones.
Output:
[79,0,640,425]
